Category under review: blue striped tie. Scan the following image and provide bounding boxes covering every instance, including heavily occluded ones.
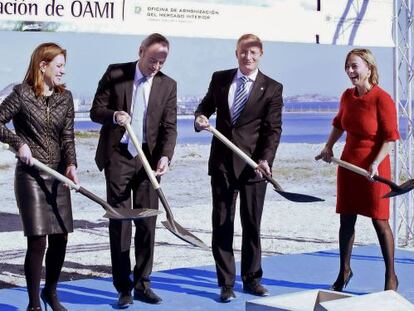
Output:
[232,76,250,125]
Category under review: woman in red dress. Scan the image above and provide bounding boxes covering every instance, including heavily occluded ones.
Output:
[315,48,400,291]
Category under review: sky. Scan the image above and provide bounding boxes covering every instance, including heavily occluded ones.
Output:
[0,30,394,99]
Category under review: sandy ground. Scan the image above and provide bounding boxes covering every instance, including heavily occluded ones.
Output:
[0,133,410,289]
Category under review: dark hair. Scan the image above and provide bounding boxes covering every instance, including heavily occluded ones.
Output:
[141,33,169,50]
[345,48,379,85]
[24,42,66,97]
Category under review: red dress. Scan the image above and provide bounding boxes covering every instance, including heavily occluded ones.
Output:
[333,85,400,220]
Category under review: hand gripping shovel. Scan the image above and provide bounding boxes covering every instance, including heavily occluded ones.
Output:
[0,142,160,220]
[205,126,324,203]
[331,157,414,198]
[125,124,208,249]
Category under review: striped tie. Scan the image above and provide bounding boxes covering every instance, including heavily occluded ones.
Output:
[232,76,250,125]
[128,76,147,157]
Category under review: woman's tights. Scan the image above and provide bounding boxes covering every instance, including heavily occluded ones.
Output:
[25,234,68,308]
[335,214,398,290]
[372,219,398,290]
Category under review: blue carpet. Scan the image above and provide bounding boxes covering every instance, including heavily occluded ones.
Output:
[1,245,413,310]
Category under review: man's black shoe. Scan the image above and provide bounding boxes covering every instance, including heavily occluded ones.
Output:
[117,292,133,309]
[243,281,269,296]
[134,287,162,304]
[220,286,236,303]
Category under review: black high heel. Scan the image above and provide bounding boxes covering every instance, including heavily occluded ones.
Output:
[385,274,399,291]
[26,306,42,311]
[330,269,353,292]
[40,288,67,311]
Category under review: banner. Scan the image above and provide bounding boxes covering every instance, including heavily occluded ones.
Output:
[0,0,394,47]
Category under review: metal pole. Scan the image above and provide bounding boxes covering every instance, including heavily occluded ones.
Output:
[393,0,400,245]
[393,0,414,246]
[405,0,412,243]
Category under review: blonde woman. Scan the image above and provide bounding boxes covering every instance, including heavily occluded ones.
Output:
[316,48,399,292]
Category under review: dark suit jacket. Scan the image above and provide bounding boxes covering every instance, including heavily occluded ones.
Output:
[195,69,283,178]
[90,61,177,171]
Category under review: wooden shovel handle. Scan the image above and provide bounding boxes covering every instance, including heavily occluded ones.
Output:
[330,157,371,178]
[331,157,399,190]
[125,123,160,190]
[124,123,175,221]
[206,126,259,169]
[0,142,80,190]
[205,126,283,191]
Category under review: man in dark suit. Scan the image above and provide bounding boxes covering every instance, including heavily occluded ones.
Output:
[90,33,177,308]
[195,33,283,302]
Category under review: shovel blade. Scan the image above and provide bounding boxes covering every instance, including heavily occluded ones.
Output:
[104,208,162,220]
[382,179,414,198]
[161,220,209,250]
[274,189,325,203]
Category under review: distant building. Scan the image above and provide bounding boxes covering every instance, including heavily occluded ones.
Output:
[0,83,340,116]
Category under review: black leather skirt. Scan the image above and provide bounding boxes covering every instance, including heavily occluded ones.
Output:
[14,161,73,236]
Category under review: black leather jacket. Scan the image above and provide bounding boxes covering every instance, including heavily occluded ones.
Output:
[0,83,77,167]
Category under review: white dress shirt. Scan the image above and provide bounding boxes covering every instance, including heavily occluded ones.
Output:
[119,62,153,144]
[228,68,258,118]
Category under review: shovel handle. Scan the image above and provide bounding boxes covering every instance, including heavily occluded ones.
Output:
[331,157,371,178]
[372,175,399,189]
[156,188,176,230]
[206,126,283,190]
[125,124,160,190]
[34,158,81,190]
[263,174,283,191]
[0,142,159,220]
[331,157,400,190]
[124,124,175,221]
[0,142,80,191]
[206,126,259,169]
[77,186,114,211]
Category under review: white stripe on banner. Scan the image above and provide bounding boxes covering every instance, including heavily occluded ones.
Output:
[0,0,394,47]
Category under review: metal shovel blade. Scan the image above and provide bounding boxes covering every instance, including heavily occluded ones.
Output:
[383,179,414,198]
[274,189,325,203]
[264,175,324,202]
[156,188,209,250]
[161,220,209,250]
[125,124,208,248]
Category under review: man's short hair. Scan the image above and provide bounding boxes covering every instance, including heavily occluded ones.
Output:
[237,34,263,51]
[141,33,170,50]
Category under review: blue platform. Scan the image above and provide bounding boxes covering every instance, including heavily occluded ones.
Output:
[1,245,413,310]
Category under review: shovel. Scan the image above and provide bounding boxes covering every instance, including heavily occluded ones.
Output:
[205,126,324,203]
[331,157,414,198]
[125,123,208,249]
[0,142,161,220]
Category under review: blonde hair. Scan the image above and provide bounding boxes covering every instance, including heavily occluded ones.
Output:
[24,42,67,97]
[237,34,263,52]
[345,48,379,85]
